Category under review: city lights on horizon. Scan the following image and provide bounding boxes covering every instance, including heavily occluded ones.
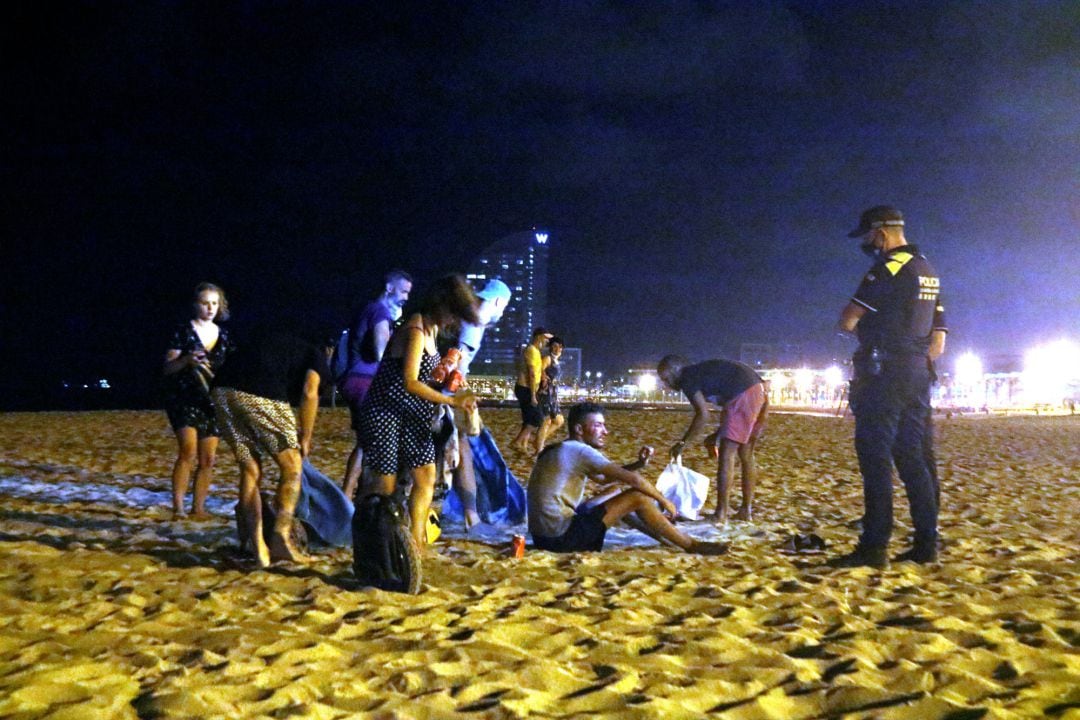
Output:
[1022,338,1080,405]
[794,368,814,395]
[936,338,1079,408]
[954,352,984,387]
[637,373,657,393]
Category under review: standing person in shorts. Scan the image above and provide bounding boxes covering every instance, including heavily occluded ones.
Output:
[527,402,728,555]
[510,327,552,452]
[658,355,768,525]
[212,327,331,567]
[339,270,412,499]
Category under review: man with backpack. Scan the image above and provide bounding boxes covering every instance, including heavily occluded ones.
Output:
[337,270,412,500]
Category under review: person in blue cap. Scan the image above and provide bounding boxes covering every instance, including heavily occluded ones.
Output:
[448,278,511,528]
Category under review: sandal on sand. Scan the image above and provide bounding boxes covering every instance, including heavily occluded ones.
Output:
[779,533,827,554]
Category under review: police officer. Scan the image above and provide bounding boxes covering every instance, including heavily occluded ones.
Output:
[829,206,947,568]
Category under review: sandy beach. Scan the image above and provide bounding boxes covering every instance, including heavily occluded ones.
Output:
[0,408,1077,719]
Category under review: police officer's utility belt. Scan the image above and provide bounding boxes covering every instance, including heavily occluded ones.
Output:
[853,346,927,379]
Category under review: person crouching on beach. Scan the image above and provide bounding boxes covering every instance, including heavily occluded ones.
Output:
[658,355,768,525]
[212,327,331,567]
[527,402,729,555]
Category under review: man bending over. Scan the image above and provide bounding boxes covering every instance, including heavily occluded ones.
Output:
[213,327,330,566]
[658,355,768,525]
[527,402,729,555]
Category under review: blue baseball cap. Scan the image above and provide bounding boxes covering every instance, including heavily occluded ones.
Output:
[476,279,511,302]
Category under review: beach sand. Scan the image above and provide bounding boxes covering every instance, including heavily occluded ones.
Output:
[0,408,1077,719]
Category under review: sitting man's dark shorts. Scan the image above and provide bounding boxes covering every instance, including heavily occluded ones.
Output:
[531,505,607,552]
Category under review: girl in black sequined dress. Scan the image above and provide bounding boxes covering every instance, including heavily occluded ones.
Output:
[162,283,231,518]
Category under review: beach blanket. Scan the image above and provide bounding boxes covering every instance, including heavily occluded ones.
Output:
[296,459,354,546]
[441,428,526,525]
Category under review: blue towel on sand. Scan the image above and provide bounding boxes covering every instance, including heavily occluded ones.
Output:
[297,460,354,546]
[442,428,526,525]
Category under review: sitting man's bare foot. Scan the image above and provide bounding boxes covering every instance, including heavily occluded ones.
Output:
[688,540,730,556]
[268,533,310,564]
[733,507,752,522]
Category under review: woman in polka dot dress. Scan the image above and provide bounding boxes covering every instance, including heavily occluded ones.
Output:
[358,274,480,550]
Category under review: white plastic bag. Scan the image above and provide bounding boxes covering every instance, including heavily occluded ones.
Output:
[655,459,710,520]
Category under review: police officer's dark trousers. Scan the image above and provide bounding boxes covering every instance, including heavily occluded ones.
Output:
[849,357,938,551]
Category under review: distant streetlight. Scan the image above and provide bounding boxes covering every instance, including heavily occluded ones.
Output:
[954,352,983,386]
[637,374,657,393]
[955,351,985,407]
[794,368,814,397]
[1023,339,1080,405]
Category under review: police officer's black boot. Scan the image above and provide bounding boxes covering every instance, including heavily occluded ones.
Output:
[827,545,888,569]
[893,544,938,564]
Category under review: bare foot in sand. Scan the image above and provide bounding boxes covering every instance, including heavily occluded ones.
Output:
[268,532,310,564]
[688,540,730,556]
[703,511,729,527]
[253,540,271,568]
[733,507,752,522]
[463,511,482,530]
[189,510,215,522]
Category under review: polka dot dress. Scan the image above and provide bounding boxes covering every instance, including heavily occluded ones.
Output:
[358,351,440,475]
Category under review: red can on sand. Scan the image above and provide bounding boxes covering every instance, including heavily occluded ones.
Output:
[511,534,525,559]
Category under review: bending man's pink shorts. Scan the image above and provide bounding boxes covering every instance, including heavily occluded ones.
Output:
[721,382,768,445]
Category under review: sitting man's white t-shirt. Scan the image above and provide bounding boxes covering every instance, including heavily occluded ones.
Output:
[527,440,609,538]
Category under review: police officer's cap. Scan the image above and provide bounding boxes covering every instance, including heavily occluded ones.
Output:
[847,205,904,238]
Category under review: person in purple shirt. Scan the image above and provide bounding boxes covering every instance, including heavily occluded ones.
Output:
[658,356,769,525]
[339,270,412,499]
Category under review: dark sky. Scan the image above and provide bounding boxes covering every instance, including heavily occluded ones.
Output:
[4,1,1079,408]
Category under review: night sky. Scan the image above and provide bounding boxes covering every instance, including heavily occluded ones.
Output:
[4,1,1079,409]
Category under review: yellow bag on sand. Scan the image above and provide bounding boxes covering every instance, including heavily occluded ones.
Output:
[426,508,442,544]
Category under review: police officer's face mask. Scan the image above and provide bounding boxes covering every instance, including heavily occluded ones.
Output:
[860,230,883,259]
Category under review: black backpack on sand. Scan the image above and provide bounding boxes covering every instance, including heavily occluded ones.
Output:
[352,493,422,594]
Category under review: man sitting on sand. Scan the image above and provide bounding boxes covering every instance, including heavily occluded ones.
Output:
[658,355,768,525]
[527,402,729,555]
